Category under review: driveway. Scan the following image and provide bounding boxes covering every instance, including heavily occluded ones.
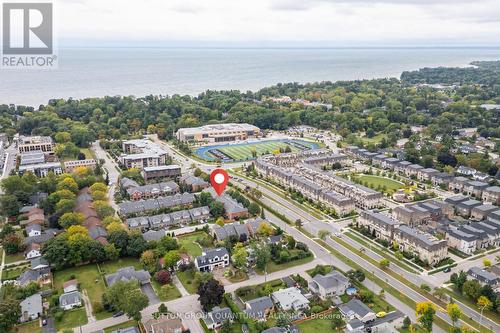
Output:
[140,283,160,305]
[42,317,56,333]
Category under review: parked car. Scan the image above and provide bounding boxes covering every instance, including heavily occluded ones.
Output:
[112,311,124,317]
[443,267,451,273]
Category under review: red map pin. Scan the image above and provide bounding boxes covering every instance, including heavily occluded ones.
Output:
[210,168,229,196]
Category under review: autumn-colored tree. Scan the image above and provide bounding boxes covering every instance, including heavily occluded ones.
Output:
[446,303,461,327]
[415,301,436,332]
[140,250,157,273]
[257,221,274,236]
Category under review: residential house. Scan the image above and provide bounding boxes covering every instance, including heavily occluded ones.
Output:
[339,299,377,323]
[482,186,500,205]
[19,293,42,323]
[358,210,399,242]
[59,290,82,310]
[142,315,185,333]
[309,271,350,299]
[471,204,498,221]
[26,224,42,237]
[455,199,482,218]
[195,248,230,272]
[467,267,499,288]
[417,168,438,182]
[203,307,234,330]
[105,267,151,286]
[180,174,209,192]
[244,296,274,320]
[463,181,489,198]
[25,243,42,259]
[446,228,478,255]
[394,225,448,266]
[126,181,180,201]
[271,287,310,312]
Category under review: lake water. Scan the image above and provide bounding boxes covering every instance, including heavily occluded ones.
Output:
[2,47,500,106]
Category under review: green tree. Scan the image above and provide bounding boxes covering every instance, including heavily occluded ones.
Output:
[232,244,248,269]
[318,229,331,240]
[463,280,481,301]
[253,244,271,272]
[0,298,22,333]
[379,258,390,269]
[248,202,261,215]
[140,250,157,273]
[163,250,181,269]
[103,280,148,321]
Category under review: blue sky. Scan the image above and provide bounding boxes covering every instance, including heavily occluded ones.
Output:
[56,0,500,47]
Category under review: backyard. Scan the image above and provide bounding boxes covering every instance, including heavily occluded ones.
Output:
[178,231,208,257]
[53,264,108,319]
[297,315,343,333]
[98,257,142,275]
[176,269,198,294]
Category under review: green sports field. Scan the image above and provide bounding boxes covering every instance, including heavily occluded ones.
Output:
[194,139,320,162]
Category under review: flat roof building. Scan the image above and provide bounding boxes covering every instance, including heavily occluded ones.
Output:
[176,123,260,143]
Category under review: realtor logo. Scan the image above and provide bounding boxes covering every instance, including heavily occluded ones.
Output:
[3,3,53,54]
[2,2,56,68]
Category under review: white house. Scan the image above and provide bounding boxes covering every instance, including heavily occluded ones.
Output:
[59,290,82,310]
[195,248,230,272]
[271,287,309,312]
[308,271,350,299]
[25,243,42,259]
[26,224,42,237]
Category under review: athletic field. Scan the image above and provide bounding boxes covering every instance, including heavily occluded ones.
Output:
[193,139,320,162]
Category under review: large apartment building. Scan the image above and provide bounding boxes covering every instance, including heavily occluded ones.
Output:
[176,123,260,143]
[119,139,169,170]
[18,136,55,154]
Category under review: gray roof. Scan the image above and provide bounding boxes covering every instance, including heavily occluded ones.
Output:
[26,224,42,233]
[312,271,349,290]
[261,328,286,333]
[396,225,447,250]
[467,267,499,285]
[339,299,374,318]
[126,181,179,196]
[348,319,364,330]
[181,174,208,187]
[23,229,60,245]
[59,290,81,307]
[447,228,477,241]
[142,230,166,242]
[31,257,49,269]
[485,186,500,193]
[105,266,151,286]
[207,307,234,325]
[196,248,229,267]
[20,293,42,317]
[89,226,108,240]
[245,296,274,319]
[119,193,196,215]
[213,223,249,241]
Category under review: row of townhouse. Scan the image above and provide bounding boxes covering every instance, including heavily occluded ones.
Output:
[393,200,454,227]
[212,217,267,242]
[118,192,196,216]
[344,146,500,204]
[255,159,355,214]
[203,187,249,220]
[296,164,383,210]
[256,153,383,210]
[124,180,180,201]
[446,219,500,254]
[259,149,333,168]
[358,210,448,266]
[119,139,169,170]
[444,194,500,219]
[125,206,210,230]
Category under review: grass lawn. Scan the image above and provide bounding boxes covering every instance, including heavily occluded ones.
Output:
[354,174,404,193]
[2,264,28,280]
[56,308,88,331]
[178,232,207,257]
[53,264,107,318]
[81,148,96,160]
[176,269,198,294]
[236,279,286,302]
[99,257,142,276]
[298,316,343,333]
[151,281,182,301]
[4,252,26,264]
[10,320,41,333]
[103,320,138,333]
[361,133,387,144]
[398,324,428,333]
[257,254,314,274]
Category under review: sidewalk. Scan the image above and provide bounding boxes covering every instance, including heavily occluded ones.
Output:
[172,275,189,297]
